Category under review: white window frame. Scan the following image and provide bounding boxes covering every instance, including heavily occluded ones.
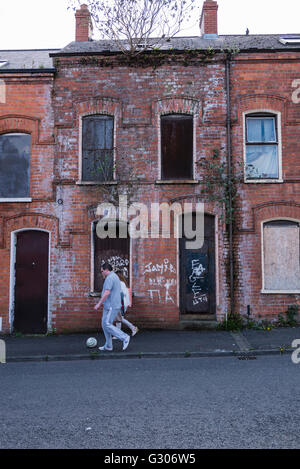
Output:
[261,218,300,294]
[243,110,283,183]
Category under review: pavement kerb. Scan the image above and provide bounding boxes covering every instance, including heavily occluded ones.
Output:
[5,347,294,363]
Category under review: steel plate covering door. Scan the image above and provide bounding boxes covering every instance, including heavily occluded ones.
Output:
[13,231,49,334]
[180,214,216,315]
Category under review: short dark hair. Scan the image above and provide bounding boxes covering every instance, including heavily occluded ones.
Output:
[101,262,113,271]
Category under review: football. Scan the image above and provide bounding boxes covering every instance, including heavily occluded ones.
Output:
[86,337,97,348]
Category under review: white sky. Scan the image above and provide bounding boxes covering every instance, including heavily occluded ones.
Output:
[0,0,299,50]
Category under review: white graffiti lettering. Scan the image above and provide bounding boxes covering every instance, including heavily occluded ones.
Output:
[143,258,176,275]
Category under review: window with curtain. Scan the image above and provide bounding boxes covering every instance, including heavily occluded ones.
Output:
[82,115,114,182]
[263,220,300,291]
[161,114,193,180]
[245,114,279,180]
[0,133,31,198]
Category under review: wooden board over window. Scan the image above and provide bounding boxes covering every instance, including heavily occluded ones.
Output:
[264,220,300,291]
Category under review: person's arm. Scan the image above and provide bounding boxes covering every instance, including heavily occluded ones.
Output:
[94,289,110,310]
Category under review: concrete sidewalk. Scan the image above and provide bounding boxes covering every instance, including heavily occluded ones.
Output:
[1,326,300,363]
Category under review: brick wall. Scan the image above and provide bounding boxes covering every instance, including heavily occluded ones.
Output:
[50,55,229,332]
[231,52,300,321]
[0,72,56,333]
[1,47,299,334]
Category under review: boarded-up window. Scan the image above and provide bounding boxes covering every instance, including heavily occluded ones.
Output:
[82,115,114,182]
[263,220,300,291]
[0,133,31,198]
[161,114,193,180]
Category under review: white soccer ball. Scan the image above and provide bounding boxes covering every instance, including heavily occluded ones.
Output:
[86,337,97,348]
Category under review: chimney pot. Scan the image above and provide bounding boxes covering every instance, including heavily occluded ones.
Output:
[200,0,218,38]
[75,4,93,42]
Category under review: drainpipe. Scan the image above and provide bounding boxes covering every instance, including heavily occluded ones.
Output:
[225,52,234,318]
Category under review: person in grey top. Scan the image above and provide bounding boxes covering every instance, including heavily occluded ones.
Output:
[94,263,130,351]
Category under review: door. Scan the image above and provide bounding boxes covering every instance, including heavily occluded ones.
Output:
[13,231,49,334]
[180,214,216,315]
[94,221,130,292]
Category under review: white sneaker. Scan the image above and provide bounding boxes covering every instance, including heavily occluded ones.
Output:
[98,345,113,351]
[132,327,139,337]
[122,336,130,351]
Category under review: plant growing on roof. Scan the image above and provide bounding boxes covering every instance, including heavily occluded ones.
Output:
[68,0,198,56]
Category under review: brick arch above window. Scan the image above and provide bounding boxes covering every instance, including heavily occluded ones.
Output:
[75,97,121,123]
[239,202,300,233]
[154,96,202,120]
[0,115,40,144]
[233,94,287,125]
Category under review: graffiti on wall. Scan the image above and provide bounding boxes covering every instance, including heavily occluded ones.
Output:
[144,258,177,304]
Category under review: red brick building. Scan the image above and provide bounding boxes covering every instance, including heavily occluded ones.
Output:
[0,1,299,334]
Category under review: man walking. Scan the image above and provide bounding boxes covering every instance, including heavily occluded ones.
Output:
[94,263,130,351]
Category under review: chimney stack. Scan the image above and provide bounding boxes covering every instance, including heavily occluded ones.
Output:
[75,4,93,42]
[200,0,218,38]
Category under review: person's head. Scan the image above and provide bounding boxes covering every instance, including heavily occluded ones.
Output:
[116,270,128,287]
[101,262,113,278]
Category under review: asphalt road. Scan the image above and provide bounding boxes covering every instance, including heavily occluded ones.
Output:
[0,355,299,449]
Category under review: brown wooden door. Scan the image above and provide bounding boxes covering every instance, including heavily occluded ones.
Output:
[180,214,216,315]
[14,231,49,334]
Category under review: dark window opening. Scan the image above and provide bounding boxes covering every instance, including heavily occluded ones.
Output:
[161,114,193,180]
[0,133,31,198]
[82,115,114,182]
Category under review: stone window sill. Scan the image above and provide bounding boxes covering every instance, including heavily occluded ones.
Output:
[155,180,198,185]
[0,198,32,202]
[245,179,283,184]
[261,290,300,294]
[76,181,118,186]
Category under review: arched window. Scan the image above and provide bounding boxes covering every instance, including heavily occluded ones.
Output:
[0,133,31,199]
[245,112,280,180]
[81,115,114,182]
[161,113,193,180]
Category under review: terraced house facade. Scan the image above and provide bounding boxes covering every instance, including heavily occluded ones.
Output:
[0,1,299,334]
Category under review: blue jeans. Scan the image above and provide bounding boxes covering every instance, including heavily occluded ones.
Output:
[102,307,128,349]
